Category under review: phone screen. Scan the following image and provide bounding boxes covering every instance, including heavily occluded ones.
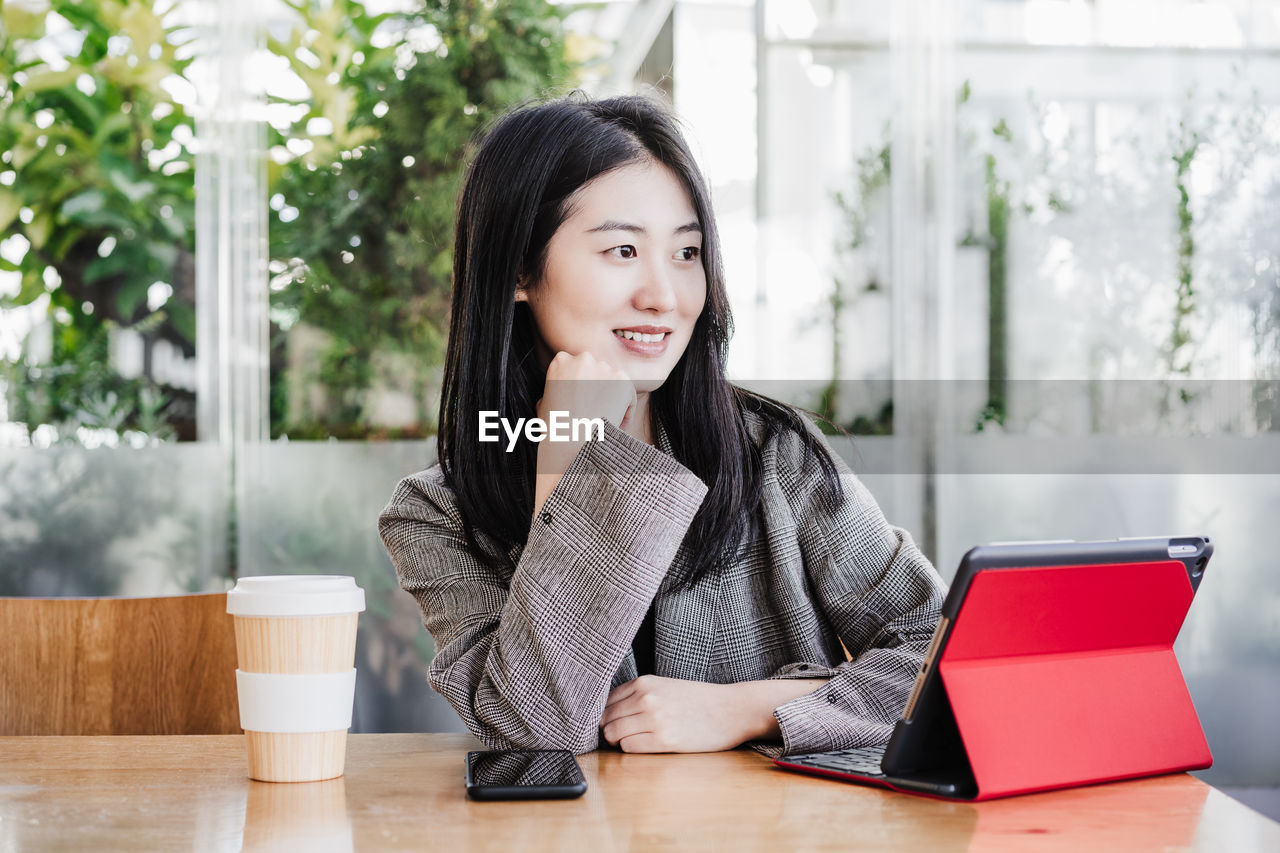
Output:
[466,750,586,799]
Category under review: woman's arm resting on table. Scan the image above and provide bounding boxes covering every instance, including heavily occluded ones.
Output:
[599,417,944,758]
[379,422,707,754]
[757,424,945,758]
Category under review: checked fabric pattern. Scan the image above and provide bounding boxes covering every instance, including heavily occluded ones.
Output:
[378,407,945,758]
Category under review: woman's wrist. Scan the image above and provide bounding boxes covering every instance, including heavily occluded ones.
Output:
[531,435,590,519]
[532,472,562,520]
[728,677,833,744]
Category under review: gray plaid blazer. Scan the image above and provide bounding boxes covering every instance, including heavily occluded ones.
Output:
[378,408,945,758]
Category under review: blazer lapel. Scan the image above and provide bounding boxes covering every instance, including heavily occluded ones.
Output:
[654,545,722,682]
[651,419,721,682]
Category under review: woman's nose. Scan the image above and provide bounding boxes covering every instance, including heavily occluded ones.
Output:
[633,261,678,313]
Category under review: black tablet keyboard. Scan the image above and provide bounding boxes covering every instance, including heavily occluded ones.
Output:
[783,746,887,777]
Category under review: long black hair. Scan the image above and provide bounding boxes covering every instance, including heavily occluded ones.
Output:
[439,92,842,587]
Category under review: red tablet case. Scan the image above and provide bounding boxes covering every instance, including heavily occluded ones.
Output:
[934,558,1211,800]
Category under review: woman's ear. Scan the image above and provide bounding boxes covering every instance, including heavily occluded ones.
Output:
[514,276,529,302]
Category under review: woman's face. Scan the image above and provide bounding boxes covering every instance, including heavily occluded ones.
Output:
[517,159,707,393]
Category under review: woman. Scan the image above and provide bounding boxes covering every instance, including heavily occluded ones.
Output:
[378,93,945,757]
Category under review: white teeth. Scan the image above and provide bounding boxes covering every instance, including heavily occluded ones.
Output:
[614,330,667,343]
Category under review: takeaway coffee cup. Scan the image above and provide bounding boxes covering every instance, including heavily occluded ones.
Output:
[226,575,366,782]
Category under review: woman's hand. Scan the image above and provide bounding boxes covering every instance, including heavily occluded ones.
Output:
[532,351,636,517]
[537,350,636,467]
[599,675,758,753]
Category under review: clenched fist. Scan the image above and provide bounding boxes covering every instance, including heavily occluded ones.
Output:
[532,350,637,519]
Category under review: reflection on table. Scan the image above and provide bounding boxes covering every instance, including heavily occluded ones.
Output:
[1,734,1277,851]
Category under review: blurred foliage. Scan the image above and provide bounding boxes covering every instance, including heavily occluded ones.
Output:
[0,446,199,595]
[267,0,574,438]
[820,131,891,433]
[0,1,575,609]
[2,0,576,443]
[4,317,176,442]
[1170,115,1201,379]
[0,0,196,441]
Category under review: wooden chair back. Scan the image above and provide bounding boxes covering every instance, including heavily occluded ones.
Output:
[0,592,241,735]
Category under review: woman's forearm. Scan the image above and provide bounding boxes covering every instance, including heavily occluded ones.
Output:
[729,677,833,743]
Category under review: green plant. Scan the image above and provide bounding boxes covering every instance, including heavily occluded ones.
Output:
[1,317,175,442]
[267,0,574,438]
[955,81,1013,433]
[978,141,1010,432]
[824,132,890,431]
[0,0,196,441]
[1169,114,1201,378]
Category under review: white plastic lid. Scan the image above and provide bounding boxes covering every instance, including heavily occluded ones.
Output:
[226,575,366,617]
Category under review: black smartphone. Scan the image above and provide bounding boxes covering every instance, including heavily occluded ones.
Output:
[465,750,587,800]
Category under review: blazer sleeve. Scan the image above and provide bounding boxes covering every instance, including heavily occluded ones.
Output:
[752,424,946,759]
[378,421,708,753]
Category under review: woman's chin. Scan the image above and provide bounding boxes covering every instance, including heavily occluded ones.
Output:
[630,374,670,395]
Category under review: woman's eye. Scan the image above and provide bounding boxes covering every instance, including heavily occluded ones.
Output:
[676,247,701,261]
[608,245,637,259]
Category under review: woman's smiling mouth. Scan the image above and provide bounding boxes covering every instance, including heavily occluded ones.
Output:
[613,326,672,355]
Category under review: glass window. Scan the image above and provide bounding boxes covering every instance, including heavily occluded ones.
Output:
[754,0,1280,789]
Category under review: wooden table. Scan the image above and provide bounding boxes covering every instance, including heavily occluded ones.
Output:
[2,734,1278,851]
